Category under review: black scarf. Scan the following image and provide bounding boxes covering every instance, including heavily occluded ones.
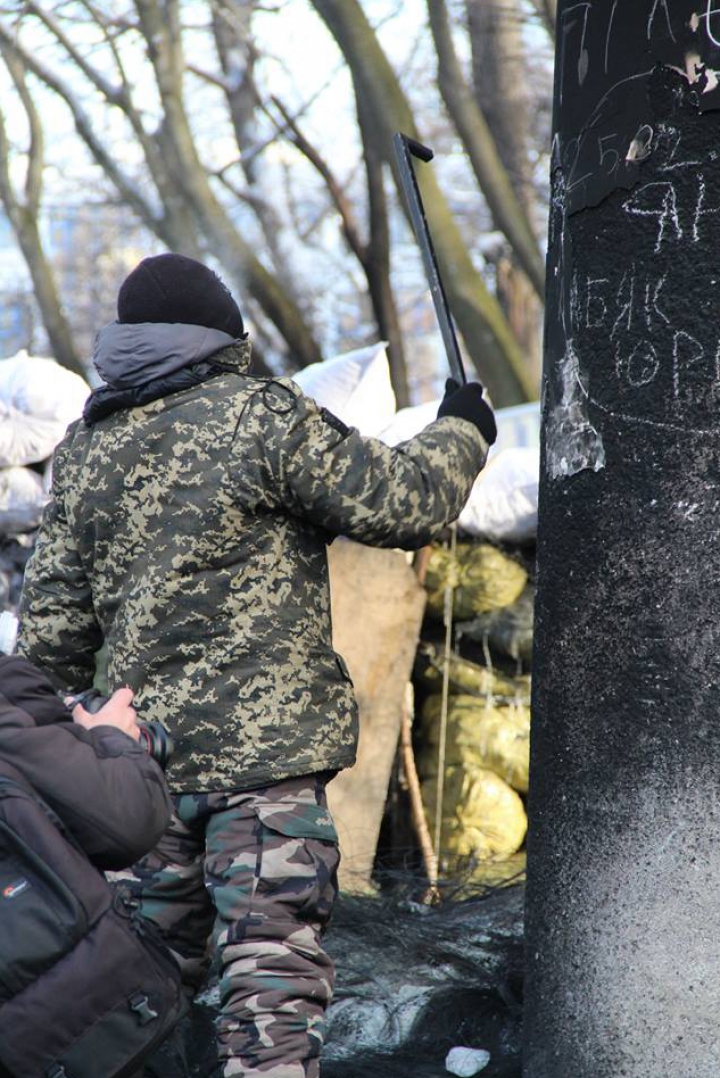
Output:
[84,360,236,426]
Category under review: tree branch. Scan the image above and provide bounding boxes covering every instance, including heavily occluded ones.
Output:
[0,91,19,229]
[356,86,409,407]
[0,40,43,213]
[132,0,321,365]
[0,77,82,375]
[23,2,197,250]
[0,19,163,236]
[270,95,368,266]
[26,1,125,106]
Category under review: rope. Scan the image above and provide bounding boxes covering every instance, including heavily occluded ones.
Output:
[433,525,457,876]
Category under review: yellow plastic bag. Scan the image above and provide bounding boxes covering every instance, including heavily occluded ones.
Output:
[422,765,527,860]
[415,644,531,705]
[424,542,527,620]
[422,693,530,793]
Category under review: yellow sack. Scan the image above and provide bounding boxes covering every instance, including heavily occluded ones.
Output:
[415,644,531,705]
[422,765,527,860]
[422,694,530,793]
[465,851,526,890]
[424,542,527,620]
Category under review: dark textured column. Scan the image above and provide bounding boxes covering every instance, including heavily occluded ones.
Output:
[524,4,720,1076]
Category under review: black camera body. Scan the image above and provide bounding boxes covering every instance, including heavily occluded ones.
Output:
[67,688,174,770]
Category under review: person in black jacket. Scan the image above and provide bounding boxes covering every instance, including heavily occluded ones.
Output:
[0,654,179,1078]
[0,654,171,868]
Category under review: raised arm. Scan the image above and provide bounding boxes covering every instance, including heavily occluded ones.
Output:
[238,380,491,550]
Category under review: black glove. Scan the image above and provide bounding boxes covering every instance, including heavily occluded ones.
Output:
[437,379,497,445]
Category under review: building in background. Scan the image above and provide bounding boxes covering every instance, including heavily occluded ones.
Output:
[0,204,155,365]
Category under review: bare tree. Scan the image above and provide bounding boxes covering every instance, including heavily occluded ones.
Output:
[466,0,549,381]
[0,0,553,406]
[0,36,83,376]
[427,0,544,297]
[0,1,321,368]
[310,0,538,404]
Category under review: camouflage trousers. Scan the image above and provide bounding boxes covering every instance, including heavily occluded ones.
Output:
[114,773,340,1078]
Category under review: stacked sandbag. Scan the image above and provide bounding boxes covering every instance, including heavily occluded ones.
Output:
[423,542,527,620]
[415,642,529,702]
[422,693,530,795]
[0,468,47,535]
[0,352,89,607]
[292,342,396,437]
[456,584,535,666]
[415,646,530,871]
[414,538,534,887]
[457,447,539,545]
[0,351,89,467]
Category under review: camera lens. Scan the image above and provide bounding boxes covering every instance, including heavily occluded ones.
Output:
[137,721,174,769]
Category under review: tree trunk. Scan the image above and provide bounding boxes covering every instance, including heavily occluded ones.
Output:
[467,0,543,385]
[136,0,322,369]
[357,92,410,407]
[0,44,83,378]
[16,211,86,378]
[427,0,545,299]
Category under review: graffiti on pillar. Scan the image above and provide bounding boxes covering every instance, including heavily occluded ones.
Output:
[556,0,720,214]
[544,1,720,480]
[570,86,720,434]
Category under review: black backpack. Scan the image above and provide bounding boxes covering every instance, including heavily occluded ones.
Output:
[0,774,186,1078]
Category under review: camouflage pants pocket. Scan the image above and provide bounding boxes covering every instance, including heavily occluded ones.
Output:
[252,800,340,926]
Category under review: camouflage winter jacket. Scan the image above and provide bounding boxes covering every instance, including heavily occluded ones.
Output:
[18,325,488,792]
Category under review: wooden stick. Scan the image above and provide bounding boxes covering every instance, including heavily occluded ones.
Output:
[399,684,441,904]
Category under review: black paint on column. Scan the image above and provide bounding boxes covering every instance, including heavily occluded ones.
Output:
[524,3,720,1076]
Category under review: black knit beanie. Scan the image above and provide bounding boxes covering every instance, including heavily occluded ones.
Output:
[117,253,244,338]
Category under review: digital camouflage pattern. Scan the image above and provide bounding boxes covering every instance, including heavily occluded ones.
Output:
[112,773,339,1078]
[18,338,488,791]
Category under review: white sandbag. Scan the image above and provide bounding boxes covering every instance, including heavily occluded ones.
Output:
[0,612,18,655]
[378,398,540,456]
[292,342,396,437]
[0,351,89,466]
[458,447,539,544]
[377,399,438,447]
[0,466,48,533]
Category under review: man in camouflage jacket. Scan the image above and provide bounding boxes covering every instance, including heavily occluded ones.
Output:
[17,254,495,1078]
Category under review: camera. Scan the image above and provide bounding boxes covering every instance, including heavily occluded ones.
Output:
[66,688,174,770]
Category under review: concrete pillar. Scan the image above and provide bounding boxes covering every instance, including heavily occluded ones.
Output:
[524,4,720,1076]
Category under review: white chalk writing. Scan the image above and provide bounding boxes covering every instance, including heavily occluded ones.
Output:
[693,173,720,241]
[647,0,675,42]
[623,182,682,253]
[575,265,720,408]
[586,277,610,327]
[704,0,720,47]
